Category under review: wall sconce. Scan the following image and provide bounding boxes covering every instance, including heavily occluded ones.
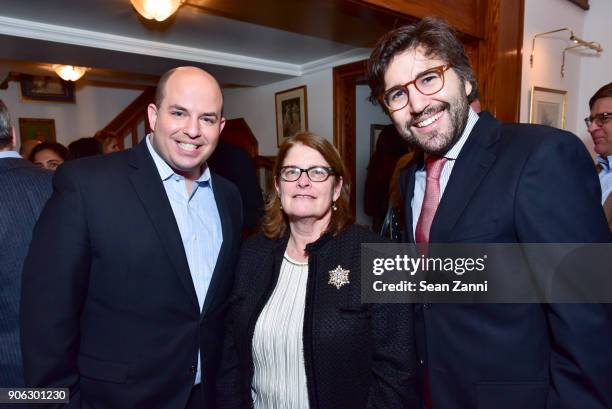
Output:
[53,65,89,81]
[130,0,183,22]
[530,27,603,78]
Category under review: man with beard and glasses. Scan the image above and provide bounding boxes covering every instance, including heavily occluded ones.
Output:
[367,17,612,409]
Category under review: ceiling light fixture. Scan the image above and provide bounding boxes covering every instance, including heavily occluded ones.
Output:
[130,0,183,22]
[530,27,603,77]
[53,65,89,81]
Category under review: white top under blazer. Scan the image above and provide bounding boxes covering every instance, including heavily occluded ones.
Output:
[251,253,310,409]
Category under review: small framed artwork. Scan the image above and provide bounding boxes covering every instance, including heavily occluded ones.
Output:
[19,118,56,144]
[529,86,567,129]
[370,124,386,157]
[275,85,308,146]
[20,74,75,103]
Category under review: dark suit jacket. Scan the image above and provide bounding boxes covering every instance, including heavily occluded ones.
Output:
[399,112,612,409]
[20,140,243,409]
[217,225,417,409]
[208,141,263,230]
[0,157,52,389]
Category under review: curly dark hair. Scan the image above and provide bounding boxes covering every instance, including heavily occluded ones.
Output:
[367,16,478,112]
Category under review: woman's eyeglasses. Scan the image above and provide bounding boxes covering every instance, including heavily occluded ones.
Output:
[279,166,335,182]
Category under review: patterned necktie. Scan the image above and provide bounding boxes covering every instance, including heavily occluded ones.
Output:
[415,156,447,243]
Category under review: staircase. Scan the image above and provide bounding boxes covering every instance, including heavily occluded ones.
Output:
[98,86,155,149]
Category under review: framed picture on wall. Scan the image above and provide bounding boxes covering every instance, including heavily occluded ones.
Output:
[370,124,386,158]
[19,118,56,144]
[529,86,567,129]
[20,74,75,103]
[275,85,308,146]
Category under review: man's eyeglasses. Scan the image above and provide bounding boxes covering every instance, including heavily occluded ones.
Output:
[279,166,335,182]
[379,64,452,113]
[585,112,612,127]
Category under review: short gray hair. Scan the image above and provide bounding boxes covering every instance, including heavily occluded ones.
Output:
[0,99,13,149]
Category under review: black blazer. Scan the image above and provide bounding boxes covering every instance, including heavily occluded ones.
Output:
[20,140,243,409]
[0,157,52,388]
[217,224,418,409]
[399,112,612,409]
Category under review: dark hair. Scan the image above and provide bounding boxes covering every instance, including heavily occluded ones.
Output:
[367,16,478,111]
[29,141,69,162]
[589,82,612,109]
[261,132,353,239]
[0,99,13,149]
[68,137,102,159]
[94,130,120,152]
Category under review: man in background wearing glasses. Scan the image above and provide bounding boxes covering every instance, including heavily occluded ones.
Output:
[367,16,612,409]
[586,82,612,229]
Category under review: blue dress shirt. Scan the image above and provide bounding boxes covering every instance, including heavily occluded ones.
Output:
[146,136,222,385]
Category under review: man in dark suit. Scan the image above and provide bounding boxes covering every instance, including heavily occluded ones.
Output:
[0,99,52,391]
[367,17,612,409]
[586,82,612,230]
[21,67,243,409]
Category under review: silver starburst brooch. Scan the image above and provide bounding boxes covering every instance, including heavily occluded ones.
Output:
[328,265,350,289]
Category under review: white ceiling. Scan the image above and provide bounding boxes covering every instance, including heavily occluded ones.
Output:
[0,0,371,87]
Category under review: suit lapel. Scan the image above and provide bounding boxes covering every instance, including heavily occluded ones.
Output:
[401,158,422,243]
[430,112,499,242]
[128,140,199,311]
[201,173,232,316]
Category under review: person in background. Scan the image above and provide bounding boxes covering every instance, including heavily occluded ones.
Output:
[586,82,612,230]
[208,140,264,233]
[21,66,243,409]
[29,141,69,171]
[67,136,102,159]
[0,99,52,390]
[19,138,42,160]
[217,132,417,409]
[367,16,612,409]
[364,124,411,233]
[95,130,122,154]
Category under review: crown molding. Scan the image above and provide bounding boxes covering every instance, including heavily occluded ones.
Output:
[300,48,371,75]
[0,15,371,79]
[0,15,301,75]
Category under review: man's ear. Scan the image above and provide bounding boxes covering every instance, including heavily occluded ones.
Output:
[464,80,473,98]
[147,103,158,131]
[11,126,16,147]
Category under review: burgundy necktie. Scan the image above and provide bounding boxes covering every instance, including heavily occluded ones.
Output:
[415,155,446,409]
[415,156,447,244]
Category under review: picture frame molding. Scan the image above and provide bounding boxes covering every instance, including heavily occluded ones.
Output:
[19,74,76,103]
[529,86,568,130]
[18,117,57,144]
[370,124,386,158]
[275,85,308,146]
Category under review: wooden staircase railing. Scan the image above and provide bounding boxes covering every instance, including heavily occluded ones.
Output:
[99,86,155,148]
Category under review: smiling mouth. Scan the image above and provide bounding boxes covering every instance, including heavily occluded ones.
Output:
[178,142,200,151]
[413,110,444,128]
[294,195,315,199]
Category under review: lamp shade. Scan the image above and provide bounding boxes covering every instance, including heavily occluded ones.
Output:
[53,65,88,81]
[130,0,182,22]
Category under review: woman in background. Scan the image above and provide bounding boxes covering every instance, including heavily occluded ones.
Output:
[217,132,416,409]
[29,141,68,171]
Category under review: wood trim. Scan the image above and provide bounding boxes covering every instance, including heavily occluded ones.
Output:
[567,0,589,10]
[476,0,524,121]
[333,59,367,217]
